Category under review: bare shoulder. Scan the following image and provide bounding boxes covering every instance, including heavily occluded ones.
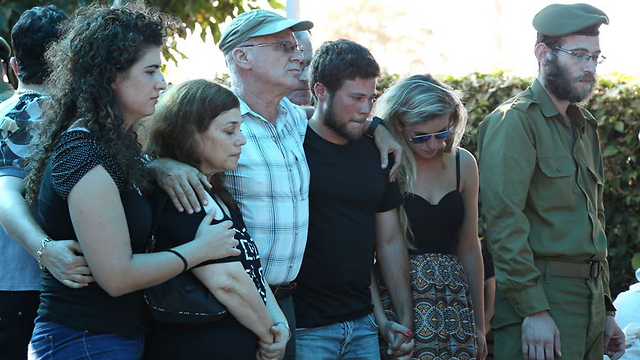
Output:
[458,147,478,172]
[457,148,478,191]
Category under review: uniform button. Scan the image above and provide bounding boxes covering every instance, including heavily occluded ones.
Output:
[17,311,22,316]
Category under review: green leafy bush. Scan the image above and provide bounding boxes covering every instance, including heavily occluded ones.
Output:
[377,71,640,296]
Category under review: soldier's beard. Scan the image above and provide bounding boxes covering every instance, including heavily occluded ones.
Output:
[544,56,597,104]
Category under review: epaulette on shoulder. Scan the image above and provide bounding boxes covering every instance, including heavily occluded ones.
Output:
[510,93,535,112]
[579,107,598,127]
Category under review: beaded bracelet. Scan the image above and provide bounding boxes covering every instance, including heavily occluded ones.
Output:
[36,237,52,270]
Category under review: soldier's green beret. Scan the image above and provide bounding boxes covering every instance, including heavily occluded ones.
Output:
[0,36,10,63]
[218,9,313,55]
[533,3,609,37]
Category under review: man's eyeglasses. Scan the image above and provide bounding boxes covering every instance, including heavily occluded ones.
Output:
[408,130,453,144]
[237,40,304,55]
[553,46,606,65]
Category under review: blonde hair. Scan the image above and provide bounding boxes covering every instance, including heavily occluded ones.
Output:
[373,74,468,248]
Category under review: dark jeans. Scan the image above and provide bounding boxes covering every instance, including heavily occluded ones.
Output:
[29,318,144,359]
[278,295,296,360]
[0,291,39,360]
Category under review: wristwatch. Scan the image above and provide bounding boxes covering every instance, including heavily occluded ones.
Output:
[366,116,385,137]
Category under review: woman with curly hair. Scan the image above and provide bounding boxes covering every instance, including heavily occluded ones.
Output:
[25,4,240,358]
[371,74,487,360]
[141,79,290,359]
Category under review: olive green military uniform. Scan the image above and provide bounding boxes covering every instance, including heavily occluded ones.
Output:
[478,78,615,359]
[478,3,614,359]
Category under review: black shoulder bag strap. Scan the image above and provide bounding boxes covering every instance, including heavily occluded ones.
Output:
[145,192,169,254]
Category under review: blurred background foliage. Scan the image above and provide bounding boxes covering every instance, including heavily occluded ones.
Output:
[381,71,639,296]
[0,0,282,65]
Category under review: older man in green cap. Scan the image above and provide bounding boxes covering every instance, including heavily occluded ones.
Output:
[0,36,14,102]
[151,8,403,360]
[478,3,625,360]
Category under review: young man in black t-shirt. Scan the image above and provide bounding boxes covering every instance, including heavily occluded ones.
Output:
[292,39,414,360]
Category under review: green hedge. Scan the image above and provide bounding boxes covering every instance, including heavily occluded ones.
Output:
[377,71,640,297]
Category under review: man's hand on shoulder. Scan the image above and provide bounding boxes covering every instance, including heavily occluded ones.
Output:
[370,120,402,182]
[521,310,561,360]
[148,158,211,214]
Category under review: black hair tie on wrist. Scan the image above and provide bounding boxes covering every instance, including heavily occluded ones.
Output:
[166,249,188,273]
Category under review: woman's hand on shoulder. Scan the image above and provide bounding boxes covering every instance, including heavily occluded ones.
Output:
[195,209,240,260]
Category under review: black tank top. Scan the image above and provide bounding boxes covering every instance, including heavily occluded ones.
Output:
[405,151,465,255]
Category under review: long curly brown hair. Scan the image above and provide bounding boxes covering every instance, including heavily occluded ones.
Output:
[25,2,177,202]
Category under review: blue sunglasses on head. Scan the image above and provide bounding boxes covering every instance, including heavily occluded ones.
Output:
[408,130,453,144]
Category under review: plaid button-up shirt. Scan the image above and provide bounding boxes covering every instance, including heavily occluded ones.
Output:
[224,97,310,285]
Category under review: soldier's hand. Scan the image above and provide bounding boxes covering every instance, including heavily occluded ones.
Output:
[603,315,625,360]
[521,311,561,360]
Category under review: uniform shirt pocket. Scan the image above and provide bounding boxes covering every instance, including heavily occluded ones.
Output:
[531,156,576,211]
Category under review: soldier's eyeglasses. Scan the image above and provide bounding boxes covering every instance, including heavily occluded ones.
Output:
[554,46,606,65]
[238,41,304,55]
[408,130,453,144]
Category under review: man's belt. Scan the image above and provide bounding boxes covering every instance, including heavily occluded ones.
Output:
[534,259,601,279]
[269,282,297,301]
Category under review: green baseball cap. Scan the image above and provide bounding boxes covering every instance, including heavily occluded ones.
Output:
[0,36,10,63]
[533,3,609,37]
[218,9,313,55]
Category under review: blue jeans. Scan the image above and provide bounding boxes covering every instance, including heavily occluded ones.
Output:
[295,313,380,360]
[28,319,144,360]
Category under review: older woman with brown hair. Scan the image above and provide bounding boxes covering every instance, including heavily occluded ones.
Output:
[141,79,289,360]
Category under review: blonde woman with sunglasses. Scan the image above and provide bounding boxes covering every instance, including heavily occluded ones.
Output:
[371,74,487,360]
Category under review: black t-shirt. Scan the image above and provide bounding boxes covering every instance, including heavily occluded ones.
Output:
[293,127,403,328]
[37,129,152,337]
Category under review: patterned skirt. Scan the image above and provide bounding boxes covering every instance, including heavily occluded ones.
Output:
[378,253,477,360]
